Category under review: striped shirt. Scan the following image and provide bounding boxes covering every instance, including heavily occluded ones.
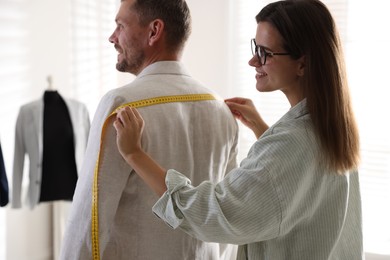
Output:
[153,99,363,260]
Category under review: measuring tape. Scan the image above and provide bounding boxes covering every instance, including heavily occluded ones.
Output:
[92,93,217,260]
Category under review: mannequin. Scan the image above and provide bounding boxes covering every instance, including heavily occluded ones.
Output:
[12,75,90,208]
[47,75,54,90]
[12,75,90,259]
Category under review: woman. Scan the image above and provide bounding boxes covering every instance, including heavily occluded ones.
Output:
[113,0,363,259]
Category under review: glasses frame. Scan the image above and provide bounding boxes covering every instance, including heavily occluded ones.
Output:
[251,38,290,65]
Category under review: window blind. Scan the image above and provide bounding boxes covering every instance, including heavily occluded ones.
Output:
[71,0,117,115]
[230,0,390,256]
[229,0,287,161]
[0,0,29,259]
[345,1,390,255]
[0,1,118,258]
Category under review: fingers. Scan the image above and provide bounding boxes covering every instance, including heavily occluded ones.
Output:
[225,100,248,116]
[115,106,144,131]
[131,107,144,128]
[224,97,249,104]
[116,107,136,123]
[116,107,131,126]
[113,119,124,132]
[225,101,243,111]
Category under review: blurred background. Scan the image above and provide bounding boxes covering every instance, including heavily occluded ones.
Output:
[0,0,389,259]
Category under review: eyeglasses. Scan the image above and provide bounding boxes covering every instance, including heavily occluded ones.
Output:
[251,38,290,65]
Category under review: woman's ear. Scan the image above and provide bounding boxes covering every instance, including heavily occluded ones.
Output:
[296,55,305,77]
[148,19,164,46]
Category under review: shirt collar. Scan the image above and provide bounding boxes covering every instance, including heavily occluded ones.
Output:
[280,98,309,121]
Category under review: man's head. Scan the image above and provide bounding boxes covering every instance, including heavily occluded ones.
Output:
[109,0,192,75]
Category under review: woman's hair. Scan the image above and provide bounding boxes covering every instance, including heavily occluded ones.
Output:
[131,0,191,53]
[257,0,360,174]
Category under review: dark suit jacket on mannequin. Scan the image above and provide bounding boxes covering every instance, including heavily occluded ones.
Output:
[0,141,9,207]
[40,91,78,202]
[12,91,90,209]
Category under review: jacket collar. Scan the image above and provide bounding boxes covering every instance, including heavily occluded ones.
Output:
[137,61,191,79]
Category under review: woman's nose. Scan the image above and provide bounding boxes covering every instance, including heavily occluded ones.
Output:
[248,55,260,67]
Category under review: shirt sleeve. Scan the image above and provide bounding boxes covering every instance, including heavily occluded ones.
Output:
[152,107,314,246]
[152,163,282,245]
[12,107,25,208]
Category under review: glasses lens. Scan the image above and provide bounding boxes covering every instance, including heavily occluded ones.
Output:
[251,39,256,56]
[258,46,266,65]
[251,39,266,65]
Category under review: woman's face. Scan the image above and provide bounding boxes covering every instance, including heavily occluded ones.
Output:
[249,21,305,107]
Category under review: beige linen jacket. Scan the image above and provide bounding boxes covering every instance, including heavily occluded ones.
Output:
[60,61,239,260]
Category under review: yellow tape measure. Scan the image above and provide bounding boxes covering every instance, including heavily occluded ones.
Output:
[92,93,217,260]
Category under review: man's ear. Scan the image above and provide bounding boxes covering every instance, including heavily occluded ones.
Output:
[296,55,305,77]
[148,19,164,46]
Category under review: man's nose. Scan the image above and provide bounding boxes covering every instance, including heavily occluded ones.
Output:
[109,32,116,44]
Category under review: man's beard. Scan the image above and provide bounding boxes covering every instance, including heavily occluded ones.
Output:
[116,51,145,75]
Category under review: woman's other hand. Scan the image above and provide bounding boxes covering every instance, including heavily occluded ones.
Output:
[225,97,268,139]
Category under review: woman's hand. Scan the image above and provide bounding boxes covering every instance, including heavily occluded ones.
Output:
[113,106,144,160]
[113,106,167,196]
[225,97,268,139]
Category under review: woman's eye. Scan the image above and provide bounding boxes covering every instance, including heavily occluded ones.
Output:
[259,48,267,57]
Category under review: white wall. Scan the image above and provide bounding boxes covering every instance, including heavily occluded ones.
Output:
[5,1,72,259]
[26,0,72,97]
[115,0,232,96]
[184,0,232,97]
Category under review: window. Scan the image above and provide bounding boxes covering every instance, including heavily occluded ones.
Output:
[71,0,117,115]
[229,0,289,162]
[0,0,117,258]
[230,0,390,256]
[346,1,390,255]
[0,0,29,258]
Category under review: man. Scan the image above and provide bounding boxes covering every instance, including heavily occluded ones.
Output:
[60,0,239,259]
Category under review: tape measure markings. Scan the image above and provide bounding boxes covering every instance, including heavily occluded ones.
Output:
[92,93,217,260]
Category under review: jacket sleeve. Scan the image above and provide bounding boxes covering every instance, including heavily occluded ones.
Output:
[12,108,26,208]
[60,92,131,259]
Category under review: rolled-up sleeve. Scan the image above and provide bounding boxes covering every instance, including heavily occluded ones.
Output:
[152,162,282,245]
[152,169,191,228]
